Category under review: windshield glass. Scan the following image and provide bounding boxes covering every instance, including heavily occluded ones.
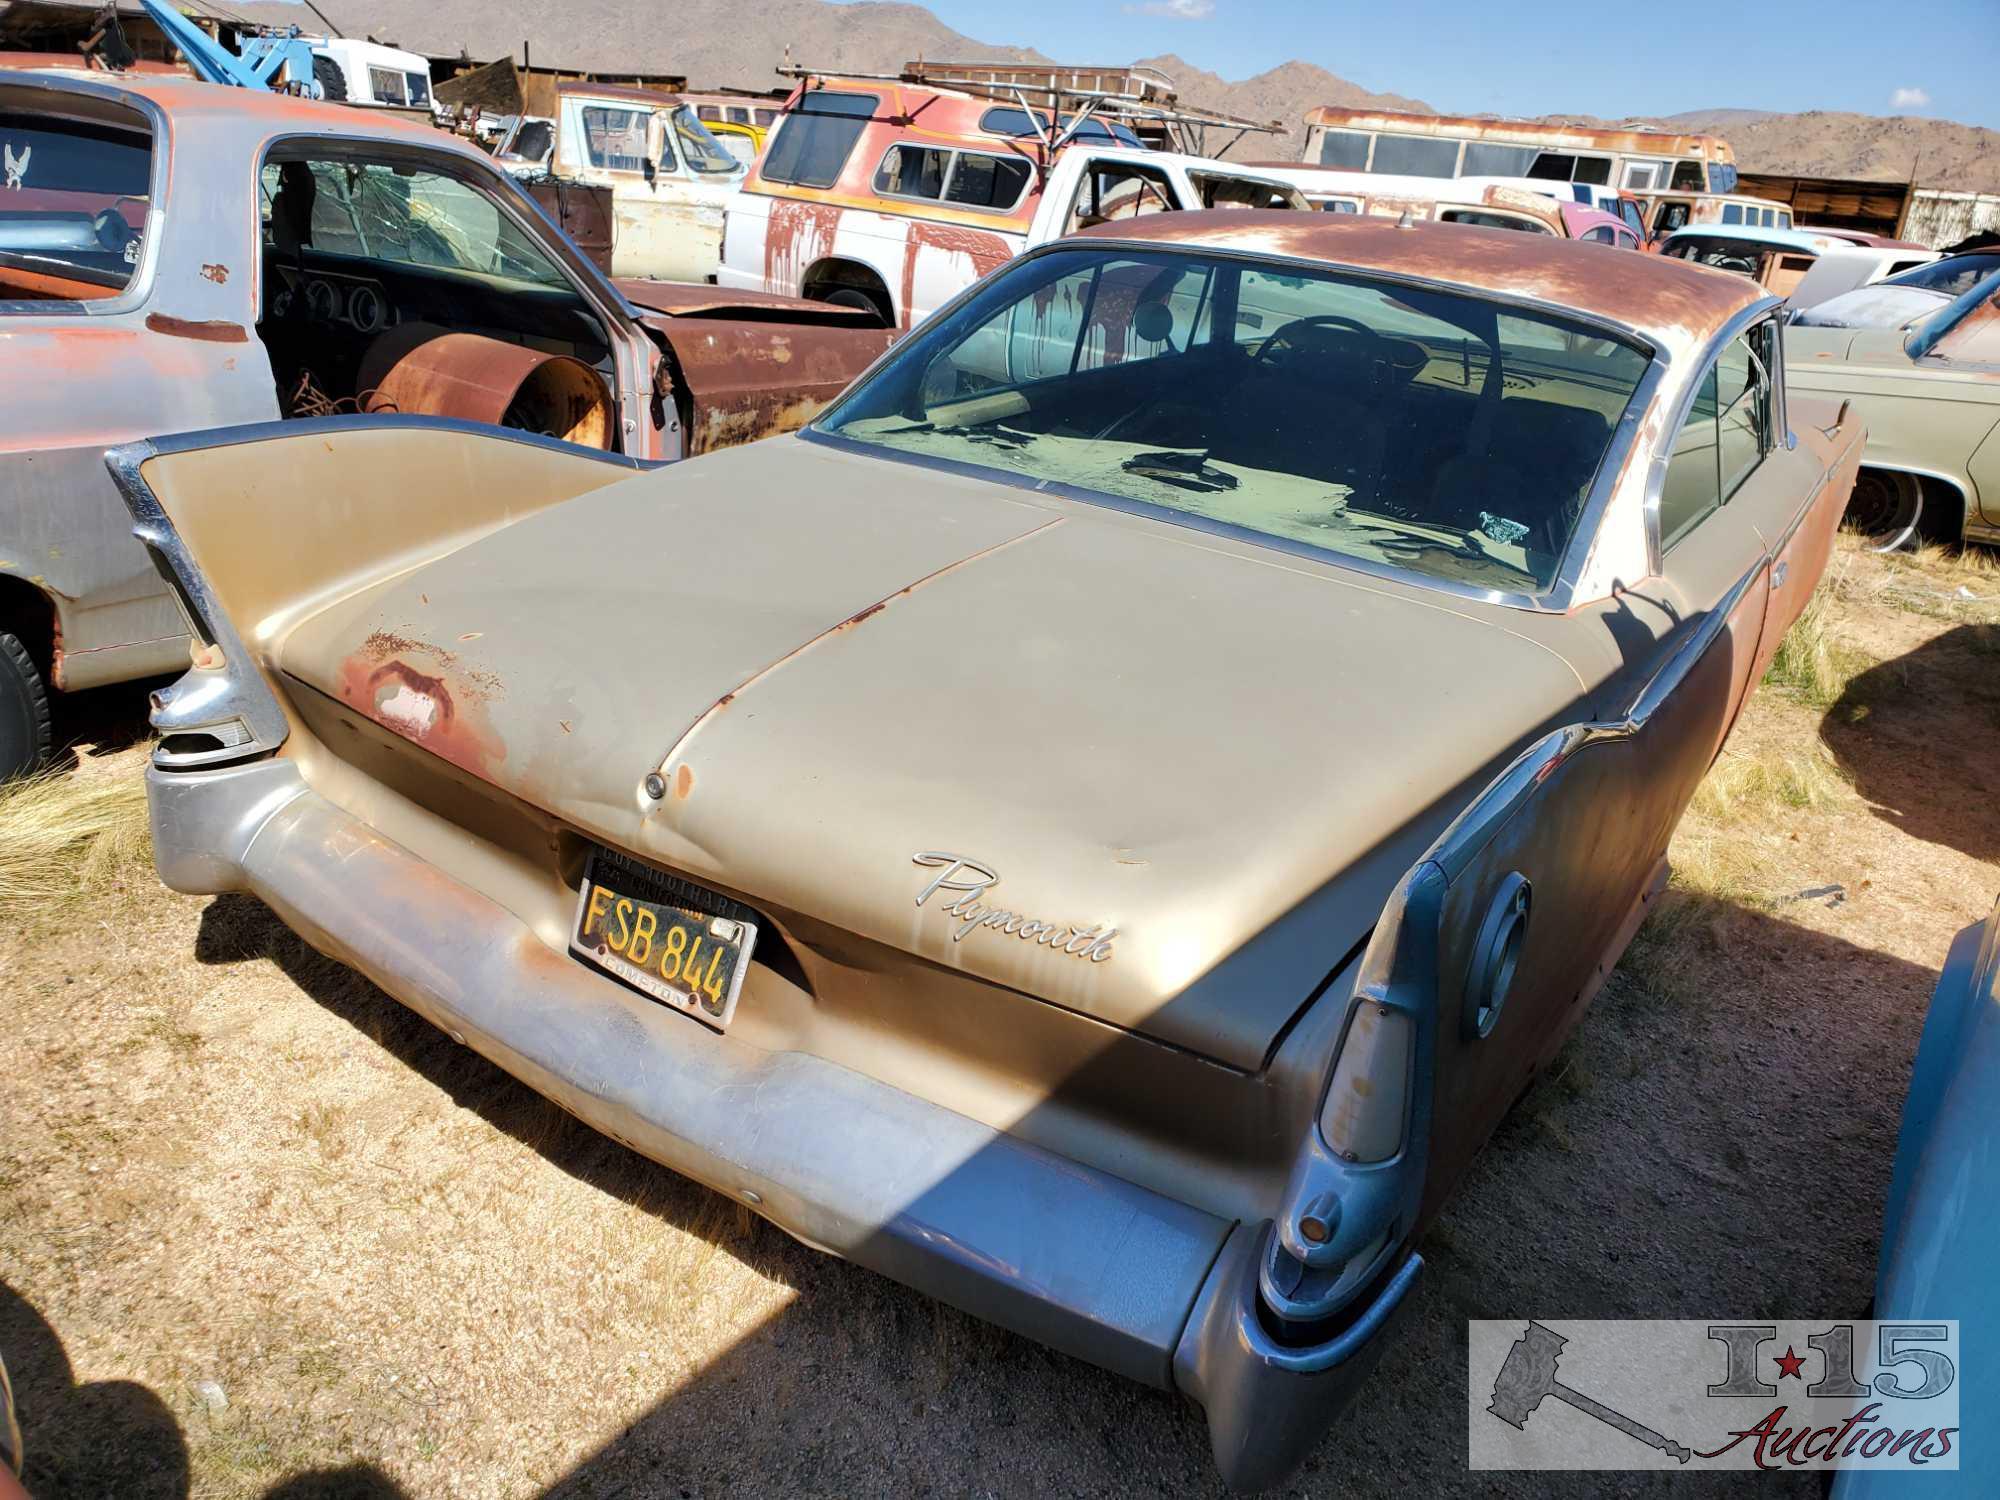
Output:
[1887,253,2000,297]
[260,157,571,289]
[816,247,1651,594]
[673,107,741,175]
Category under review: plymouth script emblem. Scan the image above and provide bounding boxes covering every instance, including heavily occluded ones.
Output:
[912,853,1117,963]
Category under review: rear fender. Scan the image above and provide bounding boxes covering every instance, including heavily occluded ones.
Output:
[106,416,655,769]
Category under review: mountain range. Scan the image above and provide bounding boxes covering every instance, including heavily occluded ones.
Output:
[223,0,2000,191]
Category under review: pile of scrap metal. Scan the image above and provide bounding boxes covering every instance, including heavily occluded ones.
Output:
[0,66,895,778]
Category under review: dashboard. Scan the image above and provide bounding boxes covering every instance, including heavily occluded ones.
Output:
[270,266,396,335]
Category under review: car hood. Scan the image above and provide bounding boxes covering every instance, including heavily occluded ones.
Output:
[277,437,1587,1068]
[1793,283,1948,332]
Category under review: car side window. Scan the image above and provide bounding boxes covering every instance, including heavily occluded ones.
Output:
[874,144,949,200]
[1065,166,1178,234]
[581,107,649,172]
[1658,365,1722,550]
[1716,328,1773,499]
[1657,324,1775,552]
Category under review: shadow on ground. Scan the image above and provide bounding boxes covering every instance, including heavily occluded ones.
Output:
[0,1283,408,1500]
[42,678,163,773]
[184,881,1934,1498]
[1822,621,2000,864]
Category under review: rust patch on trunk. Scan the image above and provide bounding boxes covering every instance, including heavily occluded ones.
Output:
[332,632,507,782]
[674,764,694,800]
[199,263,229,284]
[144,312,248,343]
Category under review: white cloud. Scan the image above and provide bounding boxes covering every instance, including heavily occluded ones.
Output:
[1890,86,1931,110]
[1123,0,1216,16]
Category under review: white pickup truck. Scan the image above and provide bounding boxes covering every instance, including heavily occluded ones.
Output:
[717,142,1303,329]
[492,83,746,282]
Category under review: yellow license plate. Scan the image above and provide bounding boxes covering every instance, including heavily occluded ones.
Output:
[570,849,758,1030]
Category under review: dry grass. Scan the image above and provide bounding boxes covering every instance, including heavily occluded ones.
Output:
[1765,556,1874,709]
[0,762,151,918]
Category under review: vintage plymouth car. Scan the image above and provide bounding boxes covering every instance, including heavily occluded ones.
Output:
[0,68,893,778]
[117,215,1857,1487]
[1788,271,2000,549]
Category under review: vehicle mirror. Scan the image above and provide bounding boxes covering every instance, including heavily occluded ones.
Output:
[642,157,657,186]
[1133,300,1174,344]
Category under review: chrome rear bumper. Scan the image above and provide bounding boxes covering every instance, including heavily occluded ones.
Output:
[148,758,1419,1489]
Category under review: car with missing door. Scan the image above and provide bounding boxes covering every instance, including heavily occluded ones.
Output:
[0,67,893,778]
[117,213,1856,1488]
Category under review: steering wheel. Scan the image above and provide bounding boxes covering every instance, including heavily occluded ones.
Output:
[1251,313,1382,370]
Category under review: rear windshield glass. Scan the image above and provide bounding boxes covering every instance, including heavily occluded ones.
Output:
[0,108,152,301]
[762,92,878,188]
[817,247,1651,595]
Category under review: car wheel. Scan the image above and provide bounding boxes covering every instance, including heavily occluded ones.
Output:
[0,631,52,781]
[818,286,892,327]
[1846,469,1924,553]
[311,54,348,102]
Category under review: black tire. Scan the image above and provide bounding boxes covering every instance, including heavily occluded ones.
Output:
[818,285,892,327]
[311,53,348,103]
[0,631,52,782]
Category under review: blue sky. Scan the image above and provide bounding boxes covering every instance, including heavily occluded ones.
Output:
[863,0,2000,129]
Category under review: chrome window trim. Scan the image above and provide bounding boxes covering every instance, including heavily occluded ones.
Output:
[1640,296,1785,576]
[0,73,170,320]
[809,237,1675,615]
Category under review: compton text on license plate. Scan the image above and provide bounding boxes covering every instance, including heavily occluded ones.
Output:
[569,851,758,1030]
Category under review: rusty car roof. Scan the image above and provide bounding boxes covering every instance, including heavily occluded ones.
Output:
[1071,210,1760,351]
[2,67,456,144]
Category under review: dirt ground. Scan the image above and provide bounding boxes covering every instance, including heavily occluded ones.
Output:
[2,536,1995,1499]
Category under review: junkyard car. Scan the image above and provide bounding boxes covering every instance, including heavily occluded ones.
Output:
[1829,897,1998,1500]
[119,214,1857,1488]
[1658,222,1848,296]
[489,82,746,281]
[1787,271,2000,548]
[0,68,892,777]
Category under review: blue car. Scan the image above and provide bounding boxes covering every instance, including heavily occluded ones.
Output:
[1832,901,1999,1497]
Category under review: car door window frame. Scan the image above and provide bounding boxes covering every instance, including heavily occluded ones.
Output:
[1645,309,1788,571]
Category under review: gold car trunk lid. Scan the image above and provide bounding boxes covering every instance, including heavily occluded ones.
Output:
[640,508,1585,1068]
[277,440,1585,1069]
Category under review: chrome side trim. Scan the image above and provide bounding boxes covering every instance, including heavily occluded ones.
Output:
[104,438,290,770]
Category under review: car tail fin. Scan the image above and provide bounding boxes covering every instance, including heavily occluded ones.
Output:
[107,417,654,771]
